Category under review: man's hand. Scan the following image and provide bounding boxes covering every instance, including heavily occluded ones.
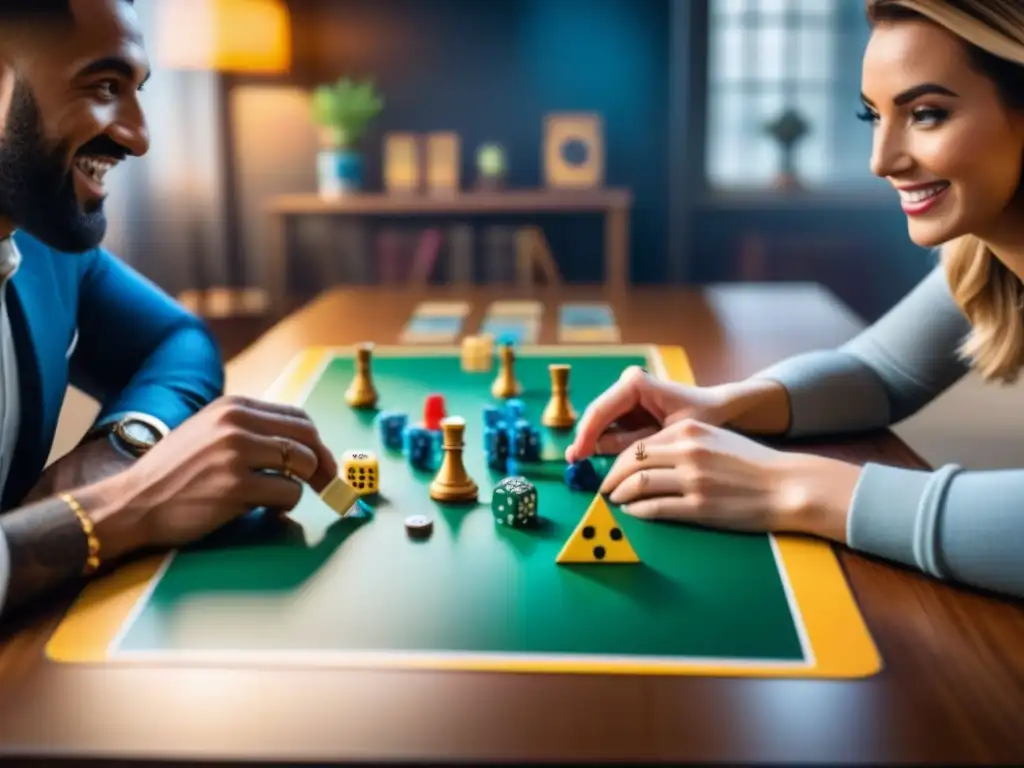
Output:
[0,395,338,618]
[22,435,134,505]
[95,395,338,552]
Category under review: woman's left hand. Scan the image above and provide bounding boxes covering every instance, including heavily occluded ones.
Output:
[599,419,861,540]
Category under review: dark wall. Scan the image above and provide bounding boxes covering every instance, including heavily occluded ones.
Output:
[286,0,671,283]
[691,198,936,321]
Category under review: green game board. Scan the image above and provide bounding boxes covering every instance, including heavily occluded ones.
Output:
[106,346,811,670]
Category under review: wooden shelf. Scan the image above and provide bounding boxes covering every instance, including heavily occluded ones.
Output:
[266,188,633,215]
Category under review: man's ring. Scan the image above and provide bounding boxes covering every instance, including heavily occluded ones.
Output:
[279,438,293,477]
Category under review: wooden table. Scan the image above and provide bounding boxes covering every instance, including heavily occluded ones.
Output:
[265,189,633,313]
[1,285,1022,765]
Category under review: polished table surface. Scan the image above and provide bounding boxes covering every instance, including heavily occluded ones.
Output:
[1,285,1022,765]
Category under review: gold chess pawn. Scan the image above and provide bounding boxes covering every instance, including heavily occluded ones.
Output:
[541,363,577,429]
[491,342,521,399]
[429,416,478,503]
[345,342,379,409]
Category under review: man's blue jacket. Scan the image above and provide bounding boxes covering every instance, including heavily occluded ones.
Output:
[3,231,224,510]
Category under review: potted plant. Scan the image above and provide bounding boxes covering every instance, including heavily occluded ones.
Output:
[311,77,384,197]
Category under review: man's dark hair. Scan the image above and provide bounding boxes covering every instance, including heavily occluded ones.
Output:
[0,0,72,19]
[0,0,133,21]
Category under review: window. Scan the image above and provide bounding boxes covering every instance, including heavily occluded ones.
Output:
[706,0,841,189]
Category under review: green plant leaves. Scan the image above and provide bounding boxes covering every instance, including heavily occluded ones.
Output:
[311,77,385,147]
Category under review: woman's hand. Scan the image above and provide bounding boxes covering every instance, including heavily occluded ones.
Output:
[599,419,863,541]
[566,366,738,463]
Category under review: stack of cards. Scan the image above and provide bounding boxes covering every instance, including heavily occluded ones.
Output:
[557,302,621,343]
[479,300,542,345]
[399,301,470,343]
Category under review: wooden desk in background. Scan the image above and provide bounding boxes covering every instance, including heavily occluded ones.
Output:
[0,285,1021,765]
[264,188,633,314]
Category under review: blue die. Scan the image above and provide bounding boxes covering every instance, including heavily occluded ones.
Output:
[504,398,526,422]
[376,410,408,450]
[403,425,439,470]
[482,405,505,429]
[510,418,541,461]
[484,426,510,471]
[564,459,600,492]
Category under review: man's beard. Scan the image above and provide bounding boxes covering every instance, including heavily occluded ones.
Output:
[0,79,112,253]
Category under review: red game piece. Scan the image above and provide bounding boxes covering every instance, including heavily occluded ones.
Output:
[423,394,446,431]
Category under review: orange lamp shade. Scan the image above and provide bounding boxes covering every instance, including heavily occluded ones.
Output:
[155,0,291,74]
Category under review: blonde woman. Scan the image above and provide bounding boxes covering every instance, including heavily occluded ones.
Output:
[566,0,1024,599]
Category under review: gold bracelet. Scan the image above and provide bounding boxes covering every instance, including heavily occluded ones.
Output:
[60,492,101,576]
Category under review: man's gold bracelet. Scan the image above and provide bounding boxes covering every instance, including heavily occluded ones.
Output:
[60,492,101,576]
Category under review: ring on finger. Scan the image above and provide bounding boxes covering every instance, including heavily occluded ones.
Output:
[278,437,293,477]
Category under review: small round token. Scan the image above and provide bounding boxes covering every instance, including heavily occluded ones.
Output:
[405,515,433,538]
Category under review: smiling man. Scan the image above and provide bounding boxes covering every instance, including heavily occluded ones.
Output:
[0,0,340,623]
[0,0,222,508]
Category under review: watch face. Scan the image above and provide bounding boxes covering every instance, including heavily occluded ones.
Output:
[121,419,160,448]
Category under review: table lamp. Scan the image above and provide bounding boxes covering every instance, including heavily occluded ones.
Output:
[155,0,290,73]
[154,0,291,316]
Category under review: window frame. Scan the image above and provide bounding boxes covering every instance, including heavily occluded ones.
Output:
[704,0,842,189]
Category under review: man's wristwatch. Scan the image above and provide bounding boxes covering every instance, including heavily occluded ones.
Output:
[88,413,168,458]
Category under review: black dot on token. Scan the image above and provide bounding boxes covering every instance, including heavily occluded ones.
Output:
[610,527,622,540]
[593,546,606,560]
[582,526,595,539]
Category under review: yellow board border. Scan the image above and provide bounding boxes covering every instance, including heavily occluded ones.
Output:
[45,344,881,679]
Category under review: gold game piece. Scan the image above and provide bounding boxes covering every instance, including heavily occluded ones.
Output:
[490,342,521,399]
[428,416,478,503]
[541,363,577,429]
[460,335,491,373]
[345,342,379,408]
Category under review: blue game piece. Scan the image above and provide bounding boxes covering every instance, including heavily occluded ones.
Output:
[483,425,508,454]
[504,398,525,422]
[482,405,504,429]
[376,410,408,450]
[403,425,440,470]
[564,459,600,492]
[484,426,510,471]
[510,419,541,462]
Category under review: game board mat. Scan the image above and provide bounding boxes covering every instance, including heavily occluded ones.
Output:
[45,344,881,679]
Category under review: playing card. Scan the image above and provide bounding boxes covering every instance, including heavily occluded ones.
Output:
[412,301,470,318]
[399,314,464,343]
[479,316,539,344]
[485,300,543,318]
[559,303,615,327]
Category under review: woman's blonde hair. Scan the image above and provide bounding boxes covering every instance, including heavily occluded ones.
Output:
[867,0,1024,382]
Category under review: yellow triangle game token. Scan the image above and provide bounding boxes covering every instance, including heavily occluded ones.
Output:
[555,494,640,564]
